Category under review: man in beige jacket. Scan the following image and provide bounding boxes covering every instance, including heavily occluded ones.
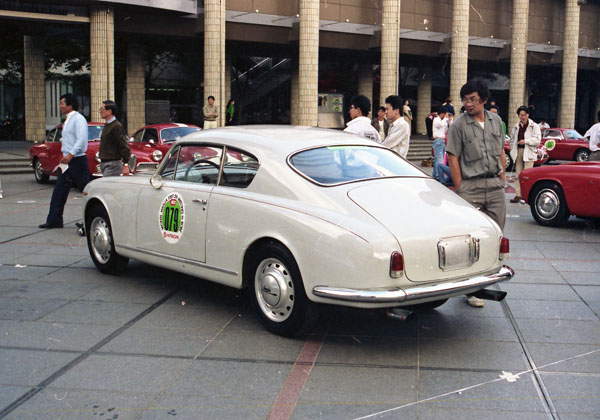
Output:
[509,106,541,203]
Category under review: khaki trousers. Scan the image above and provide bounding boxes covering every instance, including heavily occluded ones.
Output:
[457,177,506,231]
[204,120,218,130]
[514,148,534,197]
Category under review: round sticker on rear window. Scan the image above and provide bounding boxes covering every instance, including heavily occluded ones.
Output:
[159,192,185,244]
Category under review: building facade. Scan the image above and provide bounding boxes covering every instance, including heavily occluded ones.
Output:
[0,0,598,141]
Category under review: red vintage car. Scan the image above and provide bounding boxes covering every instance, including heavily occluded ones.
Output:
[504,135,549,171]
[128,123,201,173]
[541,127,590,162]
[519,162,600,227]
[30,123,104,183]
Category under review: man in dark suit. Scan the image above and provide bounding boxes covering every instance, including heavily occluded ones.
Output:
[371,106,390,140]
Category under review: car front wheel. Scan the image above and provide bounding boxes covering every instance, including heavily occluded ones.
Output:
[248,243,315,336]
[529,182,570,227]
[33,158,49,184]
[574,149,590,162]
[505,154,514,172]
[86,205,129,274]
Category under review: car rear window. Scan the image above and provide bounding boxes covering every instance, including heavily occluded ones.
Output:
[88,125,103,141]
[563,130,582,140]
[289,145,424,186]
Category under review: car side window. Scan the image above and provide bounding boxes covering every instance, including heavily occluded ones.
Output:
[219,147,259,188]
[133,130,144,142]
[167,145,223,184]
[545,130,561,140]
[46,128,57,143]
[56,128,63,142]
[142,129,158,142]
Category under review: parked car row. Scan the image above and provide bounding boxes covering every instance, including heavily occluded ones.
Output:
[30,123,201,183]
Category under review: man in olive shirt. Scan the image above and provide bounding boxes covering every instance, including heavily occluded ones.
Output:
[447,80,507,307]
[99,101,131,176]
[203,95,218,129]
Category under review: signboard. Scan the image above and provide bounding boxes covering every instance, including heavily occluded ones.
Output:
[317,93,344,129]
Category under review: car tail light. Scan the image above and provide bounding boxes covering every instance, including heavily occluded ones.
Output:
[390,251,404,278]
[499,237,509,260]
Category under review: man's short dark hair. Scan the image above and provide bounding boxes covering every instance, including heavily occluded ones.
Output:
[377,106,386,113]
[60,93,79,111]
[516,105,530,115]
[102,100,118,117]
[350,95,371,116]
[489,104,499,112]
[438,106,448,115]
[459,79,490,103]
[385,95,403,111]
[208,95,215,101]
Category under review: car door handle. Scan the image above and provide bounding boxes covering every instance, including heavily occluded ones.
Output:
[193,199,208,205]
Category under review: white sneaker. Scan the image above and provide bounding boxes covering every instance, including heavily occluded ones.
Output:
[467,296,485,307]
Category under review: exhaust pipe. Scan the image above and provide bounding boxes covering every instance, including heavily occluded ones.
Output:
[469,288,507,301]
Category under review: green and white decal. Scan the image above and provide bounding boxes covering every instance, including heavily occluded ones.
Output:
[159,192,185,244]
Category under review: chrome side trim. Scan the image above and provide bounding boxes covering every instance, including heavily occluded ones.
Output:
[118,245,238,276]
[312,265,514,303]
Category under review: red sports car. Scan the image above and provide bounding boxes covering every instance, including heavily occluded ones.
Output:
[30,123,104,183]
[128,123,201,173]
[519,162,600,227]
[541,127,590,162]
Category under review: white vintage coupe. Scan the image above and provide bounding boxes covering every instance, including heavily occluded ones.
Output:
[83,126,514,336]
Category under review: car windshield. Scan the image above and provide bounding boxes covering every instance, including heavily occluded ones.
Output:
[563,130,582,140]
[289,145,424,186]
[88,125,103,141]
[160,127,200,142]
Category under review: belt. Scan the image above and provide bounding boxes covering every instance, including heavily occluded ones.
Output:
[205,119,216,122]
[469,173,498,179]
[101,159,120,162]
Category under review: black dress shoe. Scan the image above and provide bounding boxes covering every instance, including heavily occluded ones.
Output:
[38,222,63,229]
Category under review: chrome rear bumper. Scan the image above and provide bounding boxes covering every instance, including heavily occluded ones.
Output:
[312,265,514,303]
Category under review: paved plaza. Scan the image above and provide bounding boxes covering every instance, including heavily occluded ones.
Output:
[0,144,599,420]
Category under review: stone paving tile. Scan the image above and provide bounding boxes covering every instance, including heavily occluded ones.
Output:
[39,301,153,326]
[0,320,115,351]
[319,306,419,338]
[5,253,87,268]
[417,370,547,413]
[51,354,190,393]
[0,265,60,281]
[0,349,77,387]
[135,303,239,333]
[416,314,519,342]
[500,258,553,271]
[572,285,600,302]
[415,296,506,318]
[0,279,100,300]
[552,260,600,273]
[507,269,566,284]
[534,242,600,260]
[505,299,598,321]
[415,406,549,420]
[5,388,155,420]
[527,343,600,374]
[515,319,600,344]
[0,385,31,413]
[0,297,70,321]
[77,282,176,304]
[560,271,600,286]
[0,227,40,243]
[541,373,600,417]
[587,301,600,318]
[500,283,582,301]
[292,402,418,420]
[418,339,528,371]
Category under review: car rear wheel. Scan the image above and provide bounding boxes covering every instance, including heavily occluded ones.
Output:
[574,149,590,162]
[33,158,49,184]
[86,205,129,274]
[529,182,570,227]
[505,154,514,172]
[248,243,315,337]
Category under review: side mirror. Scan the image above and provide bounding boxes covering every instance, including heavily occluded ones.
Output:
[149,139,155,144]
[544,139,555,151]
[150,174,163,189]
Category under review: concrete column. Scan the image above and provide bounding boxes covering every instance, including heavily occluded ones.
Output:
[358,64,373,116]
[90,6,115,121]
[508,0,529,130]
[23,36,46,142]
[298,0,319,126]
[380,0,400,105]
[450,0,469,105]
[290,67,299,125]
[204,0,225,127]
[417,68,432,135]
[126,43,145,134]
[559,0,580,128]
[225,55,231,106]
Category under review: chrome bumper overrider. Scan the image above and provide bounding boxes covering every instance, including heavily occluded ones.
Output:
[312,265,514,303]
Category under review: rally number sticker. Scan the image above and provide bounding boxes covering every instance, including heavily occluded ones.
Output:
[159,192,185,244]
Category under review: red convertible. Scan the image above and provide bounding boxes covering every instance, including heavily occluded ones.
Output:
[519,162,600,227]
[541,127,590,162]
[128,123,201,173]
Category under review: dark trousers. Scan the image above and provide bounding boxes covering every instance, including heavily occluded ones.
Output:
[46,155,90,225]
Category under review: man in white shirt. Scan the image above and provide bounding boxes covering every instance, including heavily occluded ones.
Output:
[344,95,381,142]
[431,107,449,180]
[584,110,600,161]
[383,95,410,158]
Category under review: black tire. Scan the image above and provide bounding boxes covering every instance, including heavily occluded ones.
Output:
[33,158,49,184]
[505,154,514,172]
[404,298,448,311]
[529,182,570,227]
[86,205,129,274]
[247,243,315,337]
[574,149,590,162]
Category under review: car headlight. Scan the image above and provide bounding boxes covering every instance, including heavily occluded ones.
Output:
[152,150,163,162]
[95,152,100,163]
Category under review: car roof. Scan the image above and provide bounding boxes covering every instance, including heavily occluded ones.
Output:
[139,123,200,130]
[52,122,104,128]
[177,125,379,156]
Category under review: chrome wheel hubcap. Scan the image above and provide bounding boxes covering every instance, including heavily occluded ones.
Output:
[255,258,294,322]
[535,189,560,220]
[35,161,43,178]
[90,217,112,264]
